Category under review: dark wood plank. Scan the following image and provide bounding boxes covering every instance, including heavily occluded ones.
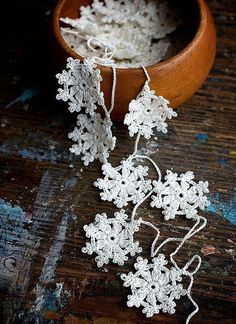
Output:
[0,0,235,323]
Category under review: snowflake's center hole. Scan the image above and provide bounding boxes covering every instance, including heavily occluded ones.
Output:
[151,284,156,289]
[179,193,184,198]
[121,180,126,185]
[110,236,115,241]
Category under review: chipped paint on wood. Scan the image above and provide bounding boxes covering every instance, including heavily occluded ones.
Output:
[6,87,41,109]
[201,244,216,256]
[195,133,209,144]
[0,139,74,164]
[207,188,236,225]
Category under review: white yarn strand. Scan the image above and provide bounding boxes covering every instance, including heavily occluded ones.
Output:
[142,65,151,84]
[134,154,162,180]
[152,216,207,259]
[109,66,117,114]
[133,132,141,155]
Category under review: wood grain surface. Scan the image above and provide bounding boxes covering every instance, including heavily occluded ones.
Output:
[0,0,235,323]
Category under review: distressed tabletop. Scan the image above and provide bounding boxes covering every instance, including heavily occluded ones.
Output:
[0,0,236,323]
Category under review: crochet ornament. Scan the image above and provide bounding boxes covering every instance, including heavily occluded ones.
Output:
[68,113,116,165]
[151,170,210,220]
[81,210,142,267]
[56,57,104,115]
[56,55,210,324]
[121,255,187,317]
[94,158,152,208]
[56,57,117,165]
[124,81,177,139]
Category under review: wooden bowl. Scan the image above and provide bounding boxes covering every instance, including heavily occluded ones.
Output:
[52,0,216,121]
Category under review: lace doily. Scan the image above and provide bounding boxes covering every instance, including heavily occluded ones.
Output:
[60,0,181,67]
[94,158,152,208]
[150,170,210,220]
[121,255,186,318]
[68,113,116,165]
[56,57,104,115]
[124,82,177,139]
[82,210,142,267]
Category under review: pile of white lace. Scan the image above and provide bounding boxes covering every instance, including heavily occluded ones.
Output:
[60,0,181,67]
[56,37,210,324]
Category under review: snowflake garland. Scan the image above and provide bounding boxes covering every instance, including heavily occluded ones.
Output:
[150,170,210,220]
[56,46,209,323]
[68,113,116,166]
[82,210,142,267]
[124,82,177,139]
[94,158,152,208]
[56,57,104,116]
[121,255,186,318]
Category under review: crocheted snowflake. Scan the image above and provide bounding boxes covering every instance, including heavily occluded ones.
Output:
[150,170,210,220]
[68,113,116,166]
[124,83,177,139]
[94,158,152,208]
[121,254,186,318]
[56,57,104,115]
[82,210,142,267]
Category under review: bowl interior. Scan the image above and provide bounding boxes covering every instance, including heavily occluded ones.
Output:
[58,0,201,66]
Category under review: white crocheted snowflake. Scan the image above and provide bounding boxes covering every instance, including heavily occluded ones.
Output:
[121,254,186,317]
[94,158,152,208]
[124,83,177,139]
[151,170,210,220]
[82,210,142,267]
[68,113,116,166]
[56,57,104,115]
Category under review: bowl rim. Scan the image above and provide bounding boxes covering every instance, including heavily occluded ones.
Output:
[53,0,207,73]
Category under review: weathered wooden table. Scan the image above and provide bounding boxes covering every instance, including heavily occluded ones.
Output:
[0,1,235,323]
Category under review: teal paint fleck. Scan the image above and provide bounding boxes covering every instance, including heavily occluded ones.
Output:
[0,141,73,164]
[63,176,78,189]
[195,133,209,144]
[0,143,9,154]
[19,148,58,163]
[24,283,68,322]
[206,204,217,213]
[0,199,28,256]
[6,87,41,109]
[207,188,236,225]
[41,283,64,312]
[218,159,227,166]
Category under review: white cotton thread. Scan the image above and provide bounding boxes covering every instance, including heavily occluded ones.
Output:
[140,219,161,258]
[152,216,207,258]
[134,155,162,180]
[109,66,117,114]
[142,65,151,84]
[133,132,141,155]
